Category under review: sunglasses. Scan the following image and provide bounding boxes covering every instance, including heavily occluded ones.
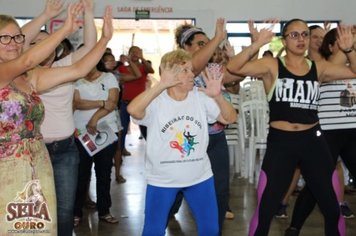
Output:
[284,31,310,40]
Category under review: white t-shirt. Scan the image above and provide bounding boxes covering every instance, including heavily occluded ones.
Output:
[132,88,220,187]
[40,55,75,142]
[318,79,356,130]
[74,72,119,134]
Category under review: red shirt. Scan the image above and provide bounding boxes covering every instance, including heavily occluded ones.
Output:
[118,64,148,101]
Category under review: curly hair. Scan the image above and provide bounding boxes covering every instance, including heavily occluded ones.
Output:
[174,24,206,48]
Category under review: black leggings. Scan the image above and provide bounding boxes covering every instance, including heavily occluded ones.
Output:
[249,125,344,236]
[289,128,356,234]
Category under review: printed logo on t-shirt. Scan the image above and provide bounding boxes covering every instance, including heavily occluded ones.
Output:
[161,115,202,158]
[169,130,199,157]
[340,83,356,108]
[5,180,52,234]
[275,78,319,110]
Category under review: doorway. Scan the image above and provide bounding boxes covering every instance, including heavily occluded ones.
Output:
[94,18,194,80]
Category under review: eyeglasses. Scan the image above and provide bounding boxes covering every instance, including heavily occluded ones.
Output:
[284,31,310,40]
[0,34,25,45]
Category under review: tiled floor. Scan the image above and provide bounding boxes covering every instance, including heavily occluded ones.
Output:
[74,126,356,236]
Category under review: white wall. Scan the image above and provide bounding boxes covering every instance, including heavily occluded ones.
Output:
[0,0,355,37]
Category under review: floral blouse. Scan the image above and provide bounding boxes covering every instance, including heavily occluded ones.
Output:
[0,83,44,157]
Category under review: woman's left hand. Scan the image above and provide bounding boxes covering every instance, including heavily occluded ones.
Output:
[337,25,354,51]
[199,65,223,98]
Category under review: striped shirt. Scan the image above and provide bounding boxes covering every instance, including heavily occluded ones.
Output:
[318,79,356,130]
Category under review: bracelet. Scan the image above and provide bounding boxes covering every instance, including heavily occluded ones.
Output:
[342,48,353,54]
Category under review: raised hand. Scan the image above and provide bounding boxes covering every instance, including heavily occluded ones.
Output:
[159,64,183,89]
[199,65,223,98]
[248,20,258,43]
[337,25,354,52]
[81,0,94,12]
[101,6,113,41]
[223,39,235,58]
[214,18,227,44]
[138,48,144,60]
[44,0,64,18]
[62,2,84,35]
[249,18,278,44]
[323,21,331,32]
[255,27,275,46]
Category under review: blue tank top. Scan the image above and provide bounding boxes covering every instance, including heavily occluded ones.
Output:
[269,57,319,124]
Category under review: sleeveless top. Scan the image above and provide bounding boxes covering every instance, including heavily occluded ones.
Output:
[268,57,319,124]
[0,82,44,157]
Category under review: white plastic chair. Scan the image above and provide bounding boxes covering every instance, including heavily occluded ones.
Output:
[225,93,243,175]
[239,80,269,184]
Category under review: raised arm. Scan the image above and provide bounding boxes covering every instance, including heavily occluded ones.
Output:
[31,5,113,92]
[0,3,82,88]
[22,0,64,50]
[192,18,226,75]
[221,39,244,83]
[138,48,155,74]
[318,25,356,82]
[199,68,237,124]
[337,25,356,73]
[71,0,97,62]
[119,58,142,82]
[127,64,182,120]
[226,28,274,79]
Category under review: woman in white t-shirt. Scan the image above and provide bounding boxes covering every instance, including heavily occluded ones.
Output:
[127,49,237,236]
[73,65,120,224]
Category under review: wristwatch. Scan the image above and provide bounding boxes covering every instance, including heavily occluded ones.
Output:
[343,48,354,54]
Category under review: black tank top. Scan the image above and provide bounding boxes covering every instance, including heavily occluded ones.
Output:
[269,57,319,124]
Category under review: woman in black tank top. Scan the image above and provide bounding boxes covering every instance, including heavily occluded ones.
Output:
[226,19,356,236]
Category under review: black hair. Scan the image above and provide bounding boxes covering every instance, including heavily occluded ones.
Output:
[97,52,117,72]
[39,29,49,34]
[62,38,74,52]
[54,38,74,61]
[308,25,323,31]
[282,18,308,38]
[262,50,273,57]
[319,28,337,60]
[174,24,206,48]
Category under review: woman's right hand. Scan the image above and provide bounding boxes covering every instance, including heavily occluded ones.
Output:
[44,0,64,19]
[214,18,227,44]
[62,2,84,35]
[100,6,114,42]
[159,64,183,89]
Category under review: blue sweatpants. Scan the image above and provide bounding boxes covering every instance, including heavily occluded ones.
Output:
[142,177,219,236]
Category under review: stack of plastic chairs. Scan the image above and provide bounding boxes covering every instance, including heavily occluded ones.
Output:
[239,79,269,185]
[224,92,243,175]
